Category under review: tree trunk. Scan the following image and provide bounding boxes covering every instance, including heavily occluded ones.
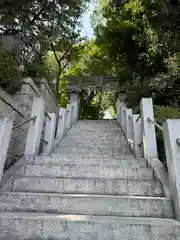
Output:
[55,64,61,95]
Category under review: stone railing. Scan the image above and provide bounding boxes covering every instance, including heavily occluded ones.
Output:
[0,92,80,191]
[116,97,180,220]
[0,77,60,169]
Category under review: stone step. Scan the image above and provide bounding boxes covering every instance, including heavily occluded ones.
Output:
[68,130,123,136]
[71,126,121,130]
[59,142,126,148]
[0,192,173,218]
[75,121,118,125]
[62,134,124,139]
[68,127,123,132]
[35,155,148,168]
[72,122,120,129]
[13,177,163,196]
[55,146,130,155]
[65,134,126,141]
[77,120,115,122]
[61,138,125,143]
[70,125,122,131]
[21,165,153,180]
[76,120,117,123]
[72,121,119,125]
[0,212,179,239]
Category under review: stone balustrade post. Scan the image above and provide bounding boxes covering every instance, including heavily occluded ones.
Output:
[43,113,56,154]
[25,97,45,158]
[70,93,80,124]
[57,108,66,139]
[124,108,133,140]
[118,105,122,126]
[70,106,74,127]
[67,104,72,130]
[132,114,143,157]
[116,99,121,125]
[140,98,158,159]
[64,104,72,133]
[0,117,13,181]
[117,101,125,127]
[122,108,126,136]
[128,114,134,150]
[129,115,134,141]
[64,110,68,133]
[120,104,126,127]
[163,120,180,220]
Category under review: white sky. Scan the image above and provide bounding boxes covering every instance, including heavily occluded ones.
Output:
[103,110,112,119]
[80,2,94,39]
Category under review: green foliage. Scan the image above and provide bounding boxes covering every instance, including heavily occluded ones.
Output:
[0,52,22,94]
[64,40,111,77]
[108,105,116,118]
[92,0,180,108]
[0,0,90,95]
[154,105,180,168]
[59,80,68,108]
[154,105,180,122]
[79,90,104,120]
[135,105,180,167]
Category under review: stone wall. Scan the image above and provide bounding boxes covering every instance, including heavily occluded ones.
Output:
[0,77,59,170]
[34,78,59,114]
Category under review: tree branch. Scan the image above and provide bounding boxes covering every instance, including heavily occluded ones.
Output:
[59,46,73,74]
[60,60,69,73]
[26,0,48,27]
[58,42,73,63]
[51,41,60,65]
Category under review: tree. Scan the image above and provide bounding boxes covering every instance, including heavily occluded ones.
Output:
[0,0,89,69]
[91,0,180,108]
[62,40,116,118]
[0,0,90,93]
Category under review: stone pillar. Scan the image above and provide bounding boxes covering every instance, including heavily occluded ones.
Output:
[129,114,133,141]
[116,99,121,124]
[69,93,80,124]
[124,108,133,140]
[25,97,45,158]
[43,113,56,154]
[119,106,124,130]
[66,104,72,130]
[132,114,143,157]
[140,98,158,159]
[163,120,180,220]
[0,117,13,181]
[57,108,66,139]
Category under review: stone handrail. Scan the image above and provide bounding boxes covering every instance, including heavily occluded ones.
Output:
[12,116,37,130]
[0,92,80,190]
[147,117,163,131]
[116,97,180,220]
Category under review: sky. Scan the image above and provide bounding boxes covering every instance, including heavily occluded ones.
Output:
[80,3,94,39]
[80,2,112,119]
[103,110,112,119]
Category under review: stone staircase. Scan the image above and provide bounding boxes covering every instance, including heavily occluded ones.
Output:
[0,120,180,239]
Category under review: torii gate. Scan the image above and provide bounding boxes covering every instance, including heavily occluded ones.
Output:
[60,75,120,93]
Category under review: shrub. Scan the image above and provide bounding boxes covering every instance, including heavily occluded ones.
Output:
[0,52,22,94]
